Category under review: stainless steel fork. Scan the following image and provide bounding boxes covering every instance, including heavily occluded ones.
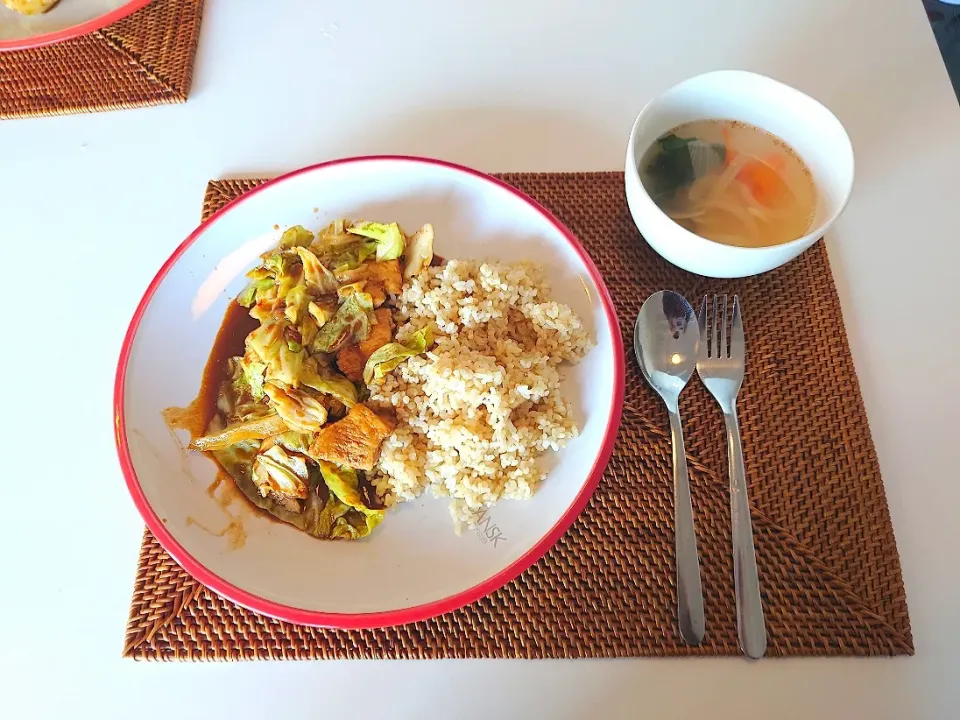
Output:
[697,295,766,659]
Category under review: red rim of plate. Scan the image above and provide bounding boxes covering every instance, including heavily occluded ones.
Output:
[0,0,154,52]
[114,155,626,629]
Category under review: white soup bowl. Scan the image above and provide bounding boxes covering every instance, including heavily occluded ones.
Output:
[624,70,854,278]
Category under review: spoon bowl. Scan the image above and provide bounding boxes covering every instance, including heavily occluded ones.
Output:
[634,291,700,402]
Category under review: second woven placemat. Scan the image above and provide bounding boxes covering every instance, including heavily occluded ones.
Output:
[124,172,912,660]
[0,0,203,119]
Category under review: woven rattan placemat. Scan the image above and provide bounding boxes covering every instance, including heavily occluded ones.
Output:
[123,172,912,660]
[0,0,203,119]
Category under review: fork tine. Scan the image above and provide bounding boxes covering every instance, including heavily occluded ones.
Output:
[730,295,745,359]
[720,294,728,358]
[711,295,719,359]
[698,295,708,357]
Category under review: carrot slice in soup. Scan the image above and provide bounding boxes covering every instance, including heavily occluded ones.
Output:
[736,156,787,206]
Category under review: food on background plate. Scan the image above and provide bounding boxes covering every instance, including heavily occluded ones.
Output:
[640,119,817,248]
[169,219,592,540]
[2,0,60,14]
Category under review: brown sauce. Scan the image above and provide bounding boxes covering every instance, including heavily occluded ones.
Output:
[165,290,385,540]
[185,514,247,550]
[164,301,259,549]
[163,300,257,440]
[206,464,282,528]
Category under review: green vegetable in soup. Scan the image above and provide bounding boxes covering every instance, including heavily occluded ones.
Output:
[644,133,726,201]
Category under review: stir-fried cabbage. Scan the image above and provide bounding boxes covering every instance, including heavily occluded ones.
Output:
[348,221,405,262]
[274,431,313,454]
[238,357,267,400]
[273,341,306,385]
[253,444,309,499]
[330,241,378,273]
[237,277,273,308]
[189,413,288,451]
[362,327,433,385]
[182,216,447,542]
[264,382,328,432]
[295,246,338,294]
[310,293,374,354]
[283,283,311,324]
[307,300,335,327]
[403,223,434,279]
[263,251,299,280]
[318,461,384,538]
[246,318,284,364]
[278,225,315,249]
[300,358,359,408]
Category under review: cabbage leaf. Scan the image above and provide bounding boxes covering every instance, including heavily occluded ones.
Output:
[310,294,373,354]
[237,277,274,308]
[264,382,328,432]
[403,223,434,279]
[278,225,315,249]
[318,461,384,538]
[300,359,358,408]
[295,246,338,294]
[362,327,433,385]
[239,357,267,400]
[189,413,288,451]
[253,444,309,499]
[348,221,405,261]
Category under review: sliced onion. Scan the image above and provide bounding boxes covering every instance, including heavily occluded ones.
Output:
[705,155,749,202]
[697,196,760,245]
[667,207,708,221]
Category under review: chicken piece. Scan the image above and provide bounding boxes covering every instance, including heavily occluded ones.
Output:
[336,260,403,301]
[366,284,387,308]
[335,347,365,384]
[308,403,396,470]
[359,309,395,355]
[370,259,403,295]
[3,0,60,14]
[336,308,394,382]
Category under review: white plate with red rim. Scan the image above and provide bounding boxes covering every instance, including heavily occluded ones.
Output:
[0,0,152,51]
[115,156,625,628]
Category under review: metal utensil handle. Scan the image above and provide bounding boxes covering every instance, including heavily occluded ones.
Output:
[724,407,766,659]
[668,407,705,645]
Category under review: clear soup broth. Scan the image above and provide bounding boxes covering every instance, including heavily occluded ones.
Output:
[639,120,817,248]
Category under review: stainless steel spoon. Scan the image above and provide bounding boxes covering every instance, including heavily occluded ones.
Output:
[634,291,706,645]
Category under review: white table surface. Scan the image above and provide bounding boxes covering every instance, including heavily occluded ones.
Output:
[2,0,959,718]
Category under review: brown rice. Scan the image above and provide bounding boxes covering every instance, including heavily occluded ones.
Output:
[369,259,592,529]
